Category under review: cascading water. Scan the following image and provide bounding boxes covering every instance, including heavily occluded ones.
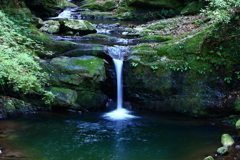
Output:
[103,46,136,120]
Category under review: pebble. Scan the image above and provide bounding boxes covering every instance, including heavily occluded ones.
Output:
[235,145,240,149]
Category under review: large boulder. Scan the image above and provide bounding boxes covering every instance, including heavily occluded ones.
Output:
[40,56,107,110]
[59,18,97,35]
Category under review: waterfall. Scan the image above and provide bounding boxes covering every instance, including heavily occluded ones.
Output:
[103,46,136,120]
[57,9,72,19]
[113,59,123,109]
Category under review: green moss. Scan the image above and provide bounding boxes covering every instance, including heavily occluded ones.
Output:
[81,0,117,11]
[235,99,240,111]
[51,87,74,94]
[140,35,172,41]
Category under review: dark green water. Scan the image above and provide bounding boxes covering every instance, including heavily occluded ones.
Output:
[0,111,236,160]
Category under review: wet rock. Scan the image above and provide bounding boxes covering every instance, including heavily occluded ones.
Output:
[41,56,107,110]
[32,17,44,28]
[221,134,235,147]
[217,146,228,155]
[235,145,240,149]
[203,156,214,160]
[0,97,37,117]
[39,20,60,34]
[50,87,79,109]
[59,18,97,35]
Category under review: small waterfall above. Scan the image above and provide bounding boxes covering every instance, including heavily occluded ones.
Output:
[104,46,136,120]
[57,8,72,18]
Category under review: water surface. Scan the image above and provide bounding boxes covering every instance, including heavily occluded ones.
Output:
[0,111,236,160]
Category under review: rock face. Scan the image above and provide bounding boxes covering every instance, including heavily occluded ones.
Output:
[123,26,219,116]
[59,18,97,35]
[41,56,107,110]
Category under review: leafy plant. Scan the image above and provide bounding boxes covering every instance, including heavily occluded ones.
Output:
[201,0,240,23]
[131,62,138,67]
[0,10,54,103]
[151,66,159,73]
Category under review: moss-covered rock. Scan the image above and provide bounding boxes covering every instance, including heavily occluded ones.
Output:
[0,96,38,117]
[41,56,106,90]
[50,87,79,109]
[221,134,235,147]
[217,146,228,155]
[203,156,214,160]
[123,20,225,116]
[81,0,117,11]
[76,91,108,109]
[39,20,60,34]
[59,18,97,35]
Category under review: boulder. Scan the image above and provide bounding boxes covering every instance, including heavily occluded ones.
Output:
[39,20,60,34]
[59,18,97,35]
[50,87,78,109]
[221,134,235,147]
[40,56,107,110]
[203,156,214,160]
[0,96,38,117]
[217,146,228,155]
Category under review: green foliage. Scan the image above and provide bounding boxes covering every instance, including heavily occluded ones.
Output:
[0,10,54,102]
[201,0,240,23]
[151,66,159,73]
[131,62,138,67]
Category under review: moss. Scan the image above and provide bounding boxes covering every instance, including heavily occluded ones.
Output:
[85,34,110,39]
[235,99,240,111]
[81,0,117,11]
[140,35,172,41]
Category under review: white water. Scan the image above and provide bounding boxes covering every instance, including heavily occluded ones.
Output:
[104,48,136,120]
[57,9,72,18]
